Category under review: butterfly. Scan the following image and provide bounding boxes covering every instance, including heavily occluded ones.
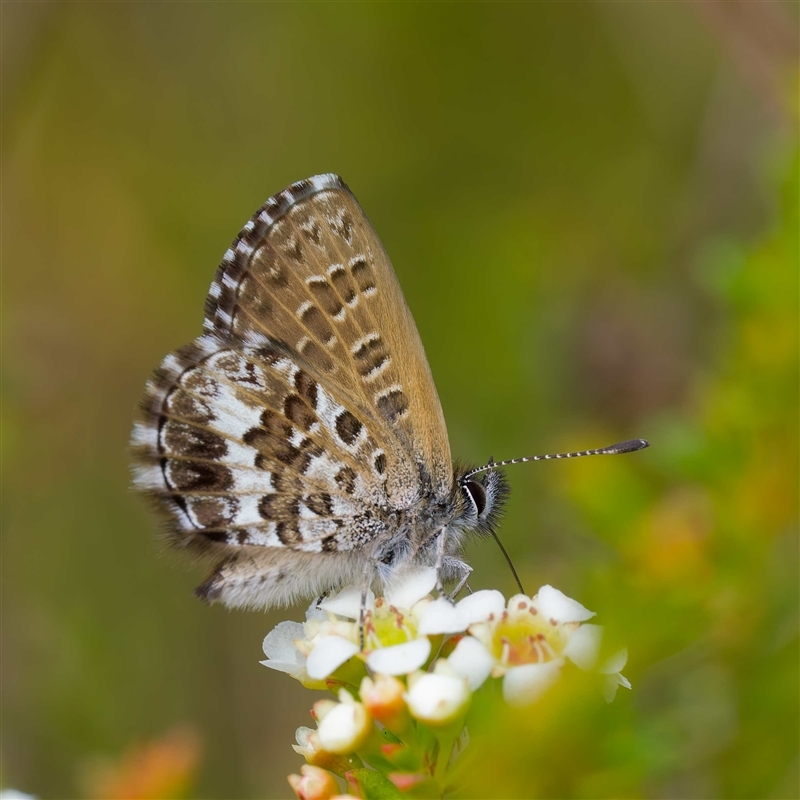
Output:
[131,174,647,611]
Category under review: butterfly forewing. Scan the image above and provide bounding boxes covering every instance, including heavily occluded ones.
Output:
[204,174,452,500]
[132,175,454,587]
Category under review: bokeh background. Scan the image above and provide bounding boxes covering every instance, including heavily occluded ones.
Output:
[3,3,797,798]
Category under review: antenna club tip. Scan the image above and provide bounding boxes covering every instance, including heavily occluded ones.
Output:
[605,438,650,454]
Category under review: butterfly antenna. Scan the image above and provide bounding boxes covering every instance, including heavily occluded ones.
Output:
[463,438,650,480]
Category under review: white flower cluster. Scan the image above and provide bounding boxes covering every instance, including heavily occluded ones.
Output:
[262,568,629,719]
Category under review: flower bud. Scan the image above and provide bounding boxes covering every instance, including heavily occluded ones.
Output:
[292,726,361,774]
[312,699,339,723]
[360,674,410,733]
[405,669,471,726]
[288,764,339,800]
[316,695,372,754]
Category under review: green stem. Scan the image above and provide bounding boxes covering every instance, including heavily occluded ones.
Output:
[433,732,456,787]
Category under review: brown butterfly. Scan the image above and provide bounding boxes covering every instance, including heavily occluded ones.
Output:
[131,174,647,610]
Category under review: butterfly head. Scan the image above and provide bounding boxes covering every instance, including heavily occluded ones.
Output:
[457,463,510,538]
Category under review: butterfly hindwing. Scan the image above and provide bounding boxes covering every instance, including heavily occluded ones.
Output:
[132,331,412,555]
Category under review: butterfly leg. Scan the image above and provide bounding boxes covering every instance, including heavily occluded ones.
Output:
[358,560,374,650]
[433,527,458,604]
[359,586,368,650]
[444,558,473,600]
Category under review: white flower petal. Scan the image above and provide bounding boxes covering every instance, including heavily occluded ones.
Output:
[319,585,374,619]
[262,620,304,661]
[405,672,471,724]
[367,637,431,675]
[295,726,315,748]
[600,648,628,675]
[456,590,506,625]
[506,593,534,613]
[259,659,303,674]
[306,635,360,680]
[563,623,603,671]
[304,601,329,622]
[261,621,306,675]
[447,636,494,690]
[603,671,631,702]
[603,677,619,703]
[384,567,437,608]
[502,659,564,705]
[418,597,465,635]
[535,585,595,623]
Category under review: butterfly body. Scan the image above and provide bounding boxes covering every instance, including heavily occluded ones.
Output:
[132,174,509,609]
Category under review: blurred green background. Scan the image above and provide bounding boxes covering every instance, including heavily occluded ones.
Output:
[3,3,797,798]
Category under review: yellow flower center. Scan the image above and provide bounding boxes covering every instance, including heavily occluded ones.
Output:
[489,606,572,667]
[364,599,418,650]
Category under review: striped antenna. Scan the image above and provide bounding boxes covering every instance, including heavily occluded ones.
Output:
[461,438,650,481]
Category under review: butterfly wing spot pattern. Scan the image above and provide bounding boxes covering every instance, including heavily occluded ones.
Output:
[132,174,512,612]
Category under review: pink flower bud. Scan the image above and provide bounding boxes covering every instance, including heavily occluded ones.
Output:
[288,765,339,800]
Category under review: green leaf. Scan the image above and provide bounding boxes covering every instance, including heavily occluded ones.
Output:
[346,768,406,800]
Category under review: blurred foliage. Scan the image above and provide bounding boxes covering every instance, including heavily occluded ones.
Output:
[460,149,799,800]
[2,3,797,799]
[81,726,200,800]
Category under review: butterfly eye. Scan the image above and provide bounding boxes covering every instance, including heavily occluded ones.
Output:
[463,480,487,516]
